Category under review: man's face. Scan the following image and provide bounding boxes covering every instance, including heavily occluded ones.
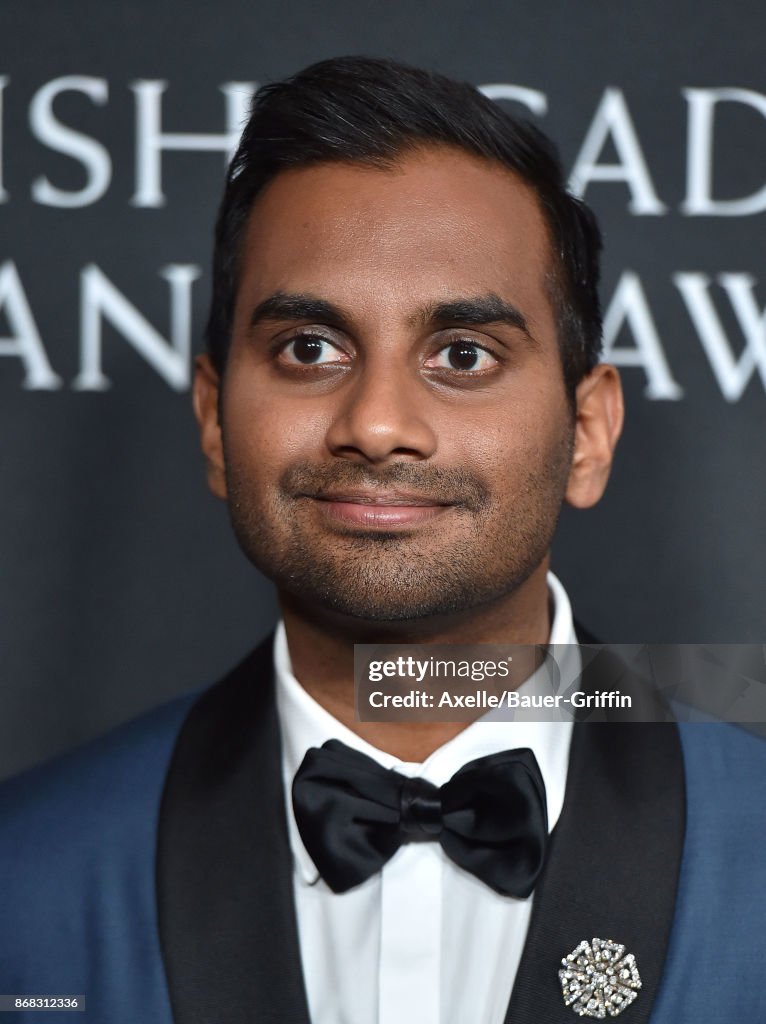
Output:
[202,148,581,622]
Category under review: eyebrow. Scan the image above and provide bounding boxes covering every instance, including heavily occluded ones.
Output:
[413,295,535,343]
[249,290,537,346]
[249,292,348,330]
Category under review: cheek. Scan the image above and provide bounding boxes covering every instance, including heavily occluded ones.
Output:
[447,394,571,496]
[221,386,334,481]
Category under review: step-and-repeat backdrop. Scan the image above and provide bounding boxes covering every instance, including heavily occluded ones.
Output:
[2,0,764,777]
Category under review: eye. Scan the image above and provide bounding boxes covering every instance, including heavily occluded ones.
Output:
[279,334,349,366]
[426,340,499,372]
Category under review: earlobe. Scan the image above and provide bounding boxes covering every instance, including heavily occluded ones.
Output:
[565,364,624,510]
[192,354,228,501]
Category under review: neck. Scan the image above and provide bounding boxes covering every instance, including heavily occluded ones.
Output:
[279,560,552,762]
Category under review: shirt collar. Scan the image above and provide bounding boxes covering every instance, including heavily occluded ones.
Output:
[275,570,578,887]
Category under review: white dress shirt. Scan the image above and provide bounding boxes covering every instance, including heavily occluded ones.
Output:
[274,571,580,1024]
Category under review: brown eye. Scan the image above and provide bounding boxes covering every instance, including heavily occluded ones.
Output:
[448,342,481,370]
[280,335,348,366]
[426,341,498,372]
[292,336,324,363]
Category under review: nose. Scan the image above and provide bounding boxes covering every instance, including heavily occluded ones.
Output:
[324,363,438,465]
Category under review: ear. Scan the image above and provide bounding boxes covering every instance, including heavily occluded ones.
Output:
[192,353,227,500]
[565,364,624,509]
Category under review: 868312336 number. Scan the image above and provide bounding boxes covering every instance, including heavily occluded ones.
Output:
[0,995,85,1011]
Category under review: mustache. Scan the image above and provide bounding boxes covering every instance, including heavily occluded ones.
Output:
[280,462,490,511]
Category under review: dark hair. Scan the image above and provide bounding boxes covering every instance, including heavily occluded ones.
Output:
[205,56,603,399]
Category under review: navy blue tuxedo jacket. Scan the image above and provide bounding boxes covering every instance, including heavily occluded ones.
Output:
[1,636,765,1023]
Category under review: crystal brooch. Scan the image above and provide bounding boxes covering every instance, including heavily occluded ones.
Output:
[559,937,642,1018]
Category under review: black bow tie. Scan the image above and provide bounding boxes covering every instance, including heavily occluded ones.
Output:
[291,739,548,897]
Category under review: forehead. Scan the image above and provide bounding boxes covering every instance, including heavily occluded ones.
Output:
[235,147,555,328]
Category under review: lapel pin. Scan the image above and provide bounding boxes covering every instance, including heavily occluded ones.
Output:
[559,937,642,1018]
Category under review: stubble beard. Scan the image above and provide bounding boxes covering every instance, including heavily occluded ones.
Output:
[223,437,574,624]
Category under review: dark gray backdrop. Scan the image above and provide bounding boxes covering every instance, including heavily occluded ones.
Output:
[2,0,765,780]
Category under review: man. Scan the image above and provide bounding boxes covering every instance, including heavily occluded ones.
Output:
[1,57,764,1024]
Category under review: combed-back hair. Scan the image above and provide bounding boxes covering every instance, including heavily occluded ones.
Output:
[205,56,603,399]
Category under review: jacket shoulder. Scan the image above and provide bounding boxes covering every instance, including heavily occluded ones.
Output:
[678,718,766,804]
[0,689,199,849]
[651,722,766,1021]
[0,689,199,1020]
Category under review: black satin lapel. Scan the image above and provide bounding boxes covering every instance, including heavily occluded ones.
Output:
[504,654,686,1024]
[156,634,311,1024]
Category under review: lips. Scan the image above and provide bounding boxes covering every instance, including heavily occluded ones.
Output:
[307,490,451,528]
